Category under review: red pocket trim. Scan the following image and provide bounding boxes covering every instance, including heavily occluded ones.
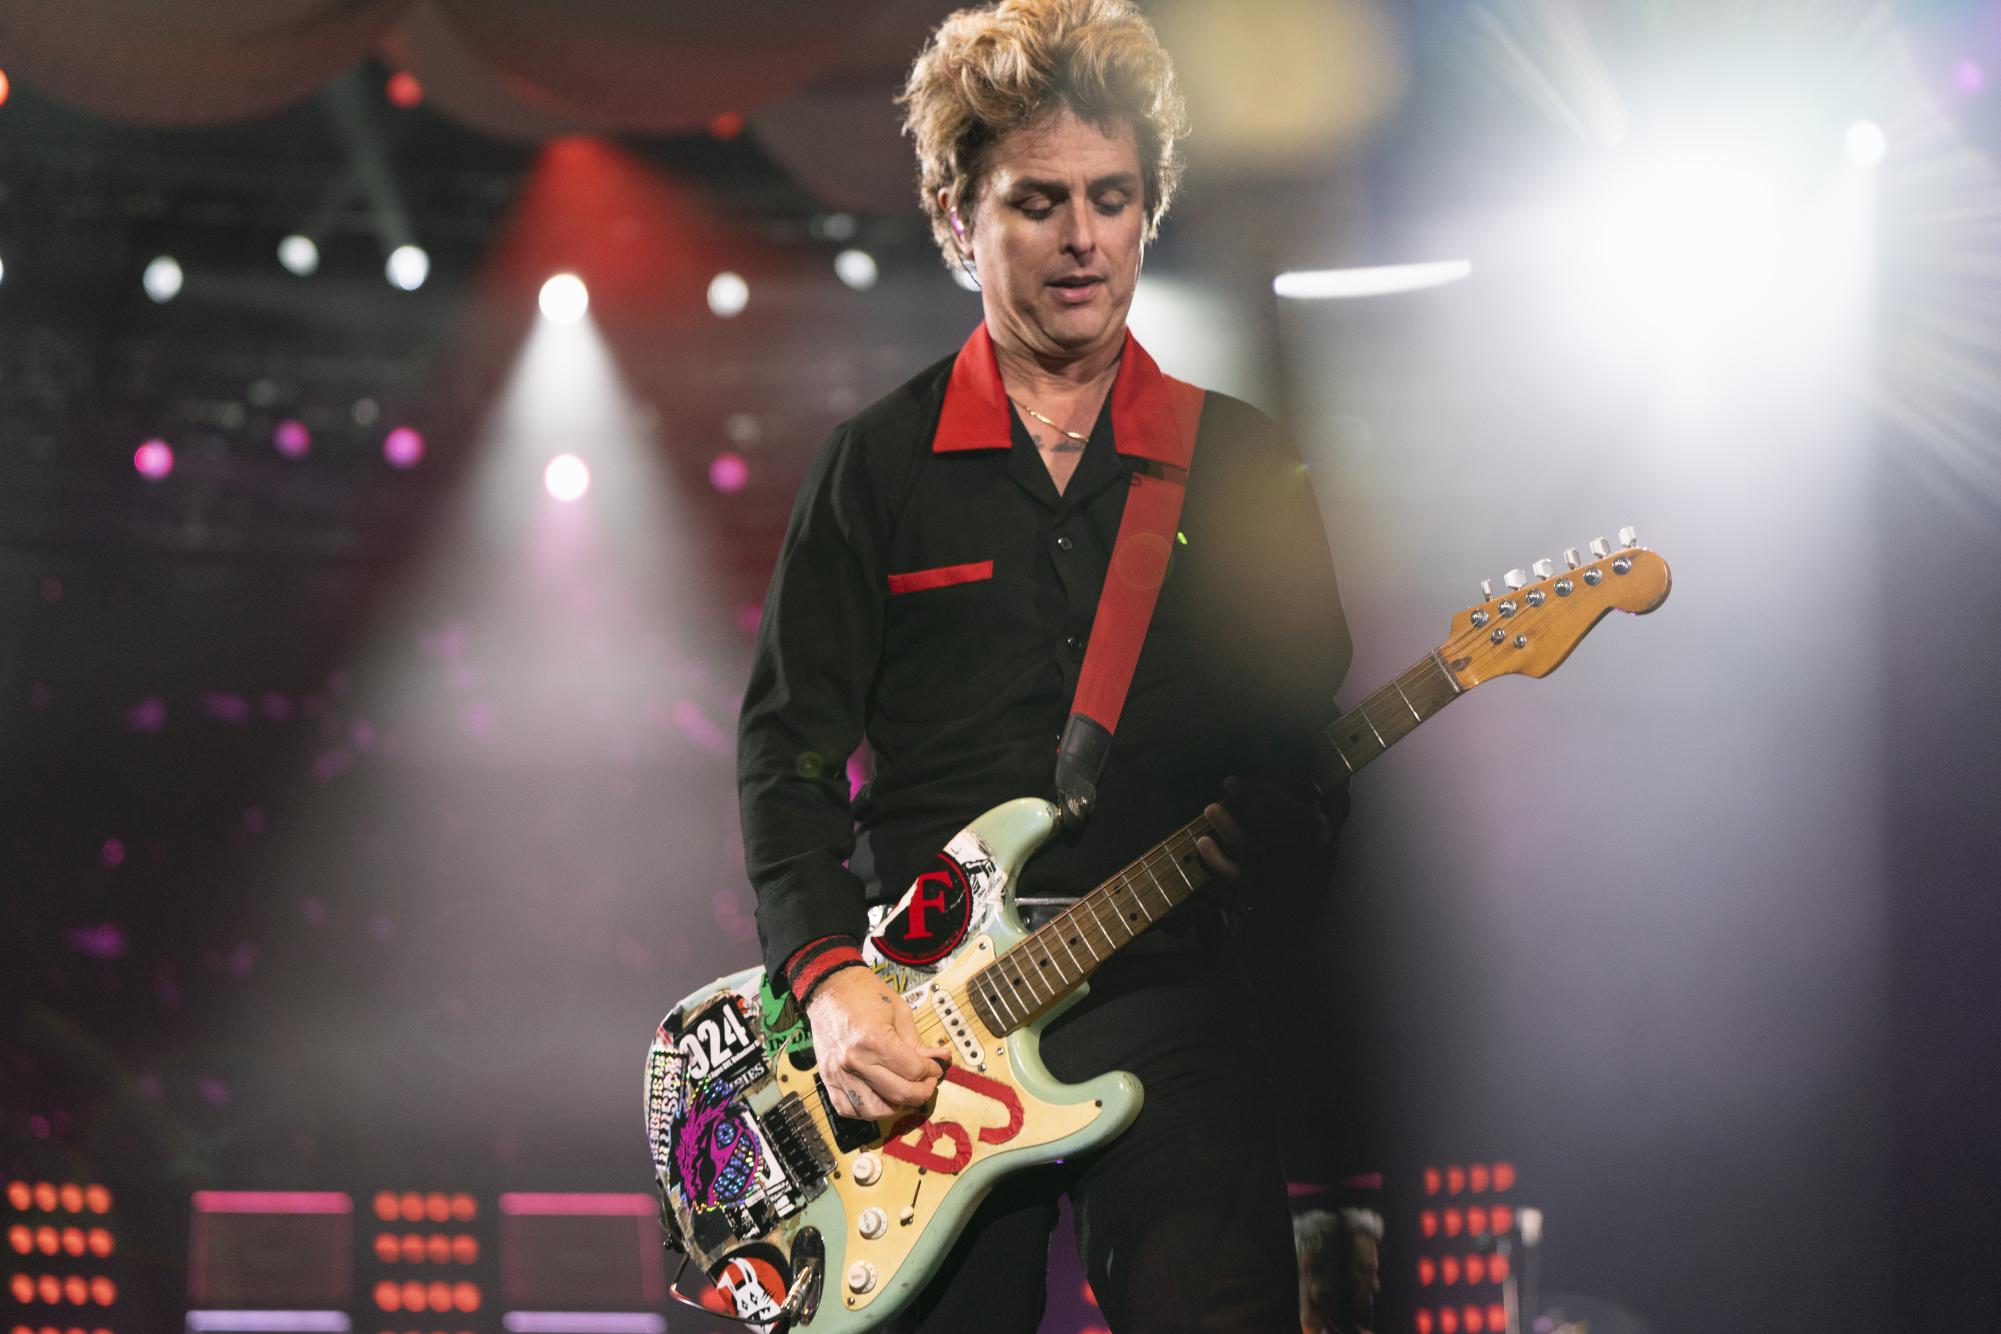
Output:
[887,560,994,595]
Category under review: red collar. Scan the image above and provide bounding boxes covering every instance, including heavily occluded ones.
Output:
[931,322,1200,469]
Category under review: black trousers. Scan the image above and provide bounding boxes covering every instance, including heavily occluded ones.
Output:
[896,914,1300,1333]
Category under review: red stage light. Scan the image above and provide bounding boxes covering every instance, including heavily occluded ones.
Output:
[32,1229,54,1255]
[373,1192,398,1222]
[373,1234,398,1264]
[61,1275,85,1305]
[398,1194,423,1223]
[32,1186,56,1213]
[1443,1208,1463,1238]
[1464,1254,1485,1284]
[1468,1209,1489,1236]
[386,71,423,108]
[1446,1165,1466,1195]
[6,1228,27,1254]
[1468,1163,1490,1193]
[1417,1257,1436,1286]
[400,1233,423,1264]
[1440,1256,1460,1286]
[709,110,744,139]
[6,1183,29,1211]
[450,1234,477,1264]
[399,1280,424,1311]
[373,1279,399,1311]
[37,1275,59,1303]
[85,1278,111,1307]
[53,1190,79,1218]
[80,1189,106,1218]
[1420,1210,1438,1239]
[1490,1206,1513,1235]
[424,1193,449,1224]
[426,1235,450,1265]
[449,1193,475,1221]
[1489,1253,1510,1282]
[58,1232,81,1258]
[1464,1304,1485,1332]
[1415,1310,1435,1334]
[425,1280,451,1311]
[1440,1307,1460,1334]
[1423,1166,1442,1196]
[1493,1162,1517,1192]
[451,1280,479,1311]
[0,70,11,108]
[9,1274,33,1302]
[1489,1304,1508,1329]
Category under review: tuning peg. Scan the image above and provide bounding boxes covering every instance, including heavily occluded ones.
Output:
[1589,537,1610,559]
[1531,558,1555,580]
[1480,578,1495,601]
[1503,568,1528,590]
[1618,525,1638,548]
[1563,547,1581,569]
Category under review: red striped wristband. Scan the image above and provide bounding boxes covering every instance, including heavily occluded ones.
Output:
[785,936,866,1006]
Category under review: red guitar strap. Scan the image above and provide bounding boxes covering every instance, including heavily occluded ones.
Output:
[1054,380,1204,829]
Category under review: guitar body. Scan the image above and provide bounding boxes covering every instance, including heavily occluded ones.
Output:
[645,797,1142,1331]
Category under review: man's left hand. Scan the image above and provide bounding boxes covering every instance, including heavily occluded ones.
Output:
[1196,774,1336,884]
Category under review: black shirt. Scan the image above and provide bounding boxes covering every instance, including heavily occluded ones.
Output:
[738,324,1352,982]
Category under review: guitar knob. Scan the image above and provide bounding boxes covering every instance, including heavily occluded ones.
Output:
[847,1260,878,1294]
[1503,568,1528,590]
[851,1152,881,1186]
[1531,558,1555,580]
[1618,525,1639,547]
[1589,537,1611,559]
[857,1206,887,1240]
[1563,547,1581,570]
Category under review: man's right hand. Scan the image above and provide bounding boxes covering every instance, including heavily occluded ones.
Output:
[806,966,951,1121]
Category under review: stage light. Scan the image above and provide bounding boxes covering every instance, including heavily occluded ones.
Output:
[8,1274,30,1302]
[543,453,591,502]
[1443,1208,1464,1238]
[1273,259,1471,300]
[1415,1311,1435,1334]
[1489,1304,1508,1330]
[707,271,748,318]
[383,427,425,470]
[1489,1205,1513,1234]
[6,1182,28,1210]
[1957,58,1985,91]
[1469,1163,1490,1192]
[386,71,424,108]
[274,420,310,458]
[0,69,10,108]
[708,452,748,494]
[33,1229,54,1255]
[539,273,589,324]
[834,248,878,291]
[387,245,430,291]
[1489,1252,1510,1282]
[81,1188,107,1216]
[1844,119,1886,168]
[1420,1210,1438,1238]
[1464,1304,1486,1332]
[373,1192,397,1222]
[32,1185,56,1212]
[1417,1257,1436,1286]
[0,254,7,287]
[1423,1166,1442,1196]
[373,1234,398,1264]
[424,1193,449,1224]
[133,439,175,480]
[1441,1255,1460,1286]
[1446,1165,1466,1195]
[1492,1162,1516,1192]
[277,235,319,276]
[6,1227,25,1254]
[450,1194,476,1221]
[143,255,183,303]
[1464,1254,1485,1284]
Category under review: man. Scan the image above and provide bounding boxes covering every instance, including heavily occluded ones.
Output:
[1295,1207,1385,1334]
[736,1,1352,1328]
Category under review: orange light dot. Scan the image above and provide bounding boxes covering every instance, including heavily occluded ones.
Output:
[373,1280,400,1311]
[1489,1206,1512,1235]
[401,1233,424,1264]
[34,1230,56,1255]
[1489,1305,1507,1329]
[1443,1208,1463,1238]
[6,1228,27,1254]
[10,1274,34,1302]
[62,1275,86,1305]
[426,1235,450,1265]
[451,1281,479,1312]
[1465,1304,1485,1332]
[1417,1257,1436,1286]
[5,1325,21,1334]
[54,1189,80,1216]
[1464,1254,1485,1284]
[1441,1255,1460,1286]
[38,1274,61,1303]
[424,1194,449,1224]
[1490,1253,1510,1283]
[1440,1307,1460,1334]
[1468,1208,1489,1236]
[450,1234,477,1264]
[85,1278,112,1307]
[1415,1311,1435,1334]
[449,1193,475,1221]
[1492,1162,1516,1192]
[84,1232,109,1260]
[399,1193,423,1222]
[373,1234,398,1264]
[1468,1163,1490,1193]
[1446,1165,1466,1195]
[385,71,423,108]
[80,1189,107,1217]
[373,1192,398,1222]
[1423,1166,1442,1196]
[709,110,745,140]
[425,1280,451,1311]
[1420,1210,1438,1239]
[32,1185,56,1213]
[59,1232,82,1258]
[399,1280,425,1311]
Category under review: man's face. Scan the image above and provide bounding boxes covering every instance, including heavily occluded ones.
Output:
[1343,1233,1381,1327]
[958,107,1146,365]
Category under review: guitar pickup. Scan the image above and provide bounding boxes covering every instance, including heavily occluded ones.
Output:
[925,987,986,1070]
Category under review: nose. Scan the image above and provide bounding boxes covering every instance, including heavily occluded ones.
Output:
[1062,198,1097,259]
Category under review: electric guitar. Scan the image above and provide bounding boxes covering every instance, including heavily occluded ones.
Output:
[644,532,1671,1331]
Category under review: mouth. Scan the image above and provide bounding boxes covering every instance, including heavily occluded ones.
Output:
[1047,275,1104,304]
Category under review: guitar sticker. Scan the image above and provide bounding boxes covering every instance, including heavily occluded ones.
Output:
[881,1064,1026,1175]
[712,1243,790,1326]
[867,829,1005,973]
[671,993,767,1094]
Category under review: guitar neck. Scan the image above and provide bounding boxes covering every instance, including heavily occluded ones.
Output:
[965,650,1463,1036]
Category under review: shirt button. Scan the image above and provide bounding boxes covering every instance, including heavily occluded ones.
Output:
[1065,635,1085,653]
[1055,535,1074,551]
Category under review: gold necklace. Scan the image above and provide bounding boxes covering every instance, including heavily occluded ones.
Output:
[1011,398,1090,444]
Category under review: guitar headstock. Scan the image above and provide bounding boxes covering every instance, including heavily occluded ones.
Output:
[1440,528,1671,688]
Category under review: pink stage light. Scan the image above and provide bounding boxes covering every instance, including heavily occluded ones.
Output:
[544,453,591,502]
[273,419,311,458]
[709,451,748,493]
[383,427,425,469]
[133,439,174,479]
[191,1191,352,1214]
[497,1192,653,1216]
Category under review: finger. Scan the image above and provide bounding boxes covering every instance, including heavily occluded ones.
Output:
[1196,832,1243,881]
[856,1060,940,1111]
[893,1000,955,1068]
[1205,801,1250,856]
[1223,774,1313,837]
[864,1022,946,1083]
[832,1076,893,1122]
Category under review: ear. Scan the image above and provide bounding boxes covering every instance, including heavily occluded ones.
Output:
[938,188,970,254]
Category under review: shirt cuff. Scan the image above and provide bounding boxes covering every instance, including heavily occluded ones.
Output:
[783,935,866,1005]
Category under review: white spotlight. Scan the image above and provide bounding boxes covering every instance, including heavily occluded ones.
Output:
[1845,119,1886,168]
[707,271,749,318]
[834,249,879,291]
[1274,260,1473,300]
[278,235,319,276]
[386,244,430,291]
[543,452,592,502]
[0,254,6,287]
[143,255,184,303]
[539,273,590,324]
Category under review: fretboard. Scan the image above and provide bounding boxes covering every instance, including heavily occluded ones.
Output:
[964,650,1463,1036]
